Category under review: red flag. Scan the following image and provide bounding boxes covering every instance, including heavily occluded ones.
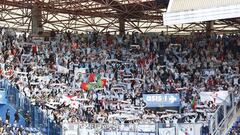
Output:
[88,73,95,82]
[81,82,88,91]
[192,97,197,111]
[32,45,38,54]
[66,95,75,101]
[101,79,107,87]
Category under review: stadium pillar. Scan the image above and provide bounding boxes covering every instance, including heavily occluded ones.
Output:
[119,18,125,36]
[31,4,43,35]
[206,21,214,38]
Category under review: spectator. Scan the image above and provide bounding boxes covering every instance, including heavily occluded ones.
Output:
[14,110,19,124]
[5,109,10,122]
[24,111,31,127]
[0,117,3,127]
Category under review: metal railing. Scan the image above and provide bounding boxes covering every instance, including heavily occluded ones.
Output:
[62,122,207,135]
[62,93,236,135]
[209,93,236,135]
[0,79,61,135]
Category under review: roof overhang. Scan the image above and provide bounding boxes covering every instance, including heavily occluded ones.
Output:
[163,0,240,25]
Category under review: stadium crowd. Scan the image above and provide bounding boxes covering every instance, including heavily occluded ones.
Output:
[0,27,239,131]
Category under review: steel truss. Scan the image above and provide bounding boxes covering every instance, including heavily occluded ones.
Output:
[0,0,239,34]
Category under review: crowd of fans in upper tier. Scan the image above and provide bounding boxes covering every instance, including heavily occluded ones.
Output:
[0,28,239,133]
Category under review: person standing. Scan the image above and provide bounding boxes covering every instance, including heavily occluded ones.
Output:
[5,109,10,123]
[14,110,19,123]
[24,111,31,127]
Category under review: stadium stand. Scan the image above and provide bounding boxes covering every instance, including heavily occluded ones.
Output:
[0,27,239,134]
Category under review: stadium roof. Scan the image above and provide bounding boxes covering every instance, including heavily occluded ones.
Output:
[168,0,240,12]
[0,0,239,34]
[164,0,240,25]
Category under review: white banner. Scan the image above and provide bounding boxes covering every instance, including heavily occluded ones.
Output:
[78,129,95,135]
[57,65,69,74]
[137,124,155,132]
[74,68,88,82]
[32,36,44,44]
[178,124,202,135]
[62,124,78,135]
[103,132,137,135]
[178,125,194,135]
[159,127,175,135]
[199,91,229,105]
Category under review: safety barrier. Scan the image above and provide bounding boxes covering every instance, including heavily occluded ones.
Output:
[62,122,206,135]
[62,123,156,135]
[0,79,61,135]
[209,93,236,135]
[62,93,236,135]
